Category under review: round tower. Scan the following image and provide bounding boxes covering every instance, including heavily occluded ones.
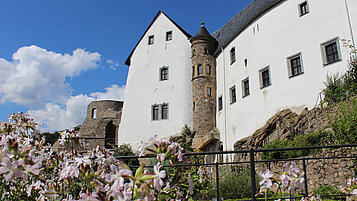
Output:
[191,22,218,145]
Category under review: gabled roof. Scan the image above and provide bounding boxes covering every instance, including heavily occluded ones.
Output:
[125,11,192,66]
[212,0,285,55]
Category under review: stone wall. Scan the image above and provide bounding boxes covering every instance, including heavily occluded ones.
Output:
[255,147,356,193]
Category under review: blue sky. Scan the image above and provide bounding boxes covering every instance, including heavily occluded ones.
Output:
[0,0,253,131]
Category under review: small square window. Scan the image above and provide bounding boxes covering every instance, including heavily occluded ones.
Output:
[287,53,304,78]
[218,96,223,111]
[160,66,169,81]
[321,38,341,65]
[230,86,236,104]
[299,1,309,16]
[207,87,212,97]
[152,105,159,120]
[198,64,203,76]
[259,67,271,89]
[161,104,168,119]
[148,35,154,45]
[242,78,250,98]
[206,64,211,75]
[166,31,172,41]
[230,47,236,64]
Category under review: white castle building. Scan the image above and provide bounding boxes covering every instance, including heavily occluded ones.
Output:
[118,0,357,151]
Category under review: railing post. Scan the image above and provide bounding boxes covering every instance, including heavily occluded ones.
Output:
[216,161,220,201]
[250,148,257,201]
[302,158,309,197]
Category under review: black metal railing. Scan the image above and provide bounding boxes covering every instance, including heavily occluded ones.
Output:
[115,144,357,201]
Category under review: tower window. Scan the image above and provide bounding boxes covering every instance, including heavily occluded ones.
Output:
[287,53,304,78]
[207,87,212,97]
[242,78,250,98]
[193,102,195,111]
[161,103,168,119]
[148,35,154,45]
[321,38,341,65]
[204,48,208,54]
[91,108,97,119]
[166,31,172,41]
[206,64,211,75]
[230,47,236,64]
[160,66,169,81]
[198,64,203,75]
[259,67,271,89]
[230,86,236,104]
[299,1,309,16]
[218,96,223,111]
[192,66,195,77]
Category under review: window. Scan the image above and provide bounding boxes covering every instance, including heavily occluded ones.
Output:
[161,104,168,119]
[259,67,271,89]
[321,38,341,65]
[230,86,236,104]
[152,105,159,120]
[91,108,97,119]
[287,53,304,78]
[230,47,236,64]
[160,66,168,81]
[148,35,154,45]
[242,78,250,97]
[218,96,223,111]
[198,64,203,75]
[193,102,195,111]
[244,58,248,67]
[152,103,168,120]
[206,64,211,75]
[207,87,212,97]
[192,66,195,77]
[299,1,309,16]
[204,48,208,54]
[166,31,172,41]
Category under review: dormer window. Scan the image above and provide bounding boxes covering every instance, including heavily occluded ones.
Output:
[148,35,154,45]
[166,31,172,41]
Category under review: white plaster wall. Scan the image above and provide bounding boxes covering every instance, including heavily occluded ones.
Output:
[216,0,357,150]
[118,13,192,150]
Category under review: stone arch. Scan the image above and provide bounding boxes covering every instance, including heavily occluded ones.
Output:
[105,121,116,149]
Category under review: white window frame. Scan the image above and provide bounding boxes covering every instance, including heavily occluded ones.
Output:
[321,37,342,66]
[166,31,172,41]
[148,35,154,45]
[159,66,169,81]
[242,77,250,98]
[259,66,271,89]
[287,52,304,78]
[230,47,236,64]
[229,86,237,104]
[298,1,309,17]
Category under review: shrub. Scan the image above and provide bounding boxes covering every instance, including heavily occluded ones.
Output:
[219,166,258,199]
[114,143,140,167]
[329,97,357,144]
[314,185,345,200]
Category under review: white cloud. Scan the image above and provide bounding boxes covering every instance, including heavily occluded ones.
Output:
[28,85,126,132]
[0,45,101,108]
[106,59,119,70]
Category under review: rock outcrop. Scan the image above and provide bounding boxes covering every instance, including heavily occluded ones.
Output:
[234,107,330,151]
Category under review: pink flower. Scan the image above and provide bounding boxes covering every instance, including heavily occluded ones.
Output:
[153,162,166,191]
[79,192,99,201]
[157,153,166,162]
[0,157,24,181]
[259,169,273,188]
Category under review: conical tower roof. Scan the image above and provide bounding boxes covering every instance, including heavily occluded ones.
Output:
[192,22,216,41]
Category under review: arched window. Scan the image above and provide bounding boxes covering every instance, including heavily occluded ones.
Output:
[91,108,97,119]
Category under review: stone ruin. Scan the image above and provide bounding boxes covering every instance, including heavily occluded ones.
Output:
[79,100,123,150]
